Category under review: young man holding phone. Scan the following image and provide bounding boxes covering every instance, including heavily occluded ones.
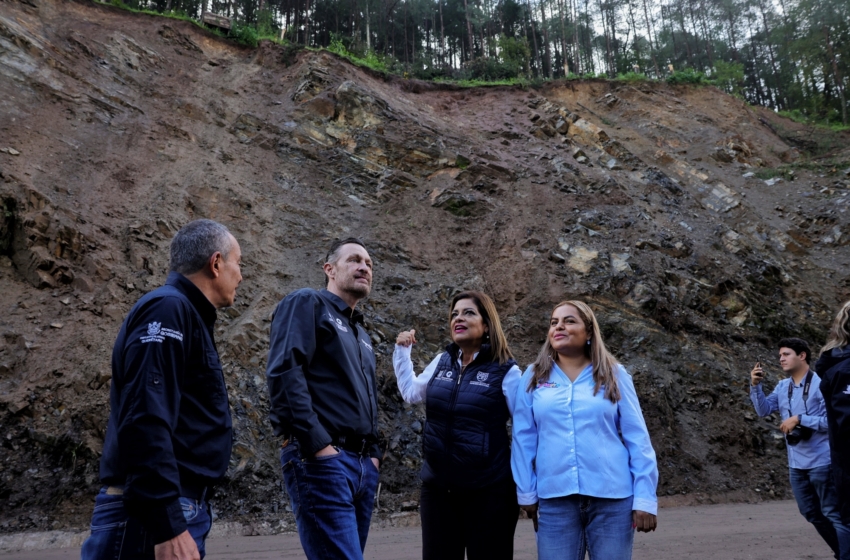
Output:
[750,337,850,560]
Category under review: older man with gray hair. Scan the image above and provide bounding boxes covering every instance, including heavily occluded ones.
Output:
[81,219,242,560]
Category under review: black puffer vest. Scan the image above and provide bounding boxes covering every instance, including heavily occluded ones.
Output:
[421,343,516,489]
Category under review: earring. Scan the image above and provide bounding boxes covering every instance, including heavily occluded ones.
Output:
[586,339,591,345]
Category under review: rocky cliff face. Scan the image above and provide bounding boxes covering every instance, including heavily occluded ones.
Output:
[2,0,850,533]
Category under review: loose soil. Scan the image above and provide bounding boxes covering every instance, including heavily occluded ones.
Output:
[1,0,850,534]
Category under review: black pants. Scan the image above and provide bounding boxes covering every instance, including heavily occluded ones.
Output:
[420,478,519,560]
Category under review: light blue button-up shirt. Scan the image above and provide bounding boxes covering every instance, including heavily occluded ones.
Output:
[511,363,659,514]
[749,371,830,470]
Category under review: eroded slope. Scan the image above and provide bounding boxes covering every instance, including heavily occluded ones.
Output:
[1,0,850,532]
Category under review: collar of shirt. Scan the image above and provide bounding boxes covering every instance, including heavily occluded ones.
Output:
[320,289,365,325]
[789,369,814,388]
[552,362,593,384]
[456,349,480,368]
[445,342,493,366]
[166,272,217,328]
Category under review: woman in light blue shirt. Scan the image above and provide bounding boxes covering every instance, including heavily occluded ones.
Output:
[511,300,659,560]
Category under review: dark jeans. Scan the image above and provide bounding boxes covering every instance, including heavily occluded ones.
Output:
[419,478,519,560]
[280,441,379,560]
[790,465,850,560]
[80,487,212,560]
[536,495,634,560]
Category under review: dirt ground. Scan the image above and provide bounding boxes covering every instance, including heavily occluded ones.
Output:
[2,0,850,534]
[0,500,835,559]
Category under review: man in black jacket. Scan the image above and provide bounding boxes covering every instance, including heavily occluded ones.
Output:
[266,237,380,560]
[81,219,242,560]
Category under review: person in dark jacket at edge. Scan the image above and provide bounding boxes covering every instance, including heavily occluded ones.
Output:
[816,299,850,550]
[266,237,380,560]
[393,291,522,560]
[81,219,243,560]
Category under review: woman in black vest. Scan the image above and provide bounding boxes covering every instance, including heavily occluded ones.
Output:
[816,300,850,529]
[394,290,522,560]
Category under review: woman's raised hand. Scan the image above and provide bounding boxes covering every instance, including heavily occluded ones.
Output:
[396,329,417,347]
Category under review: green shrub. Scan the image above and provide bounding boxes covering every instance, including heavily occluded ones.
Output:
[666,68,707,85]
[254,9,283,41]
[326,36,388,73]
[231,22,258,48]
[616,71,648,83]
[710,61,744,94]
[465,57,522,81]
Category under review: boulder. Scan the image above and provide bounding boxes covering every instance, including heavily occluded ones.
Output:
[554,119,569,134]
[568,118,609,145]
[336,81,388,127]
[568,246,598,274]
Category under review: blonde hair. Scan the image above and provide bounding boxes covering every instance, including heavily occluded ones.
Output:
[449,291,514,365]
[527,300,621,403]
[820,300,850,357]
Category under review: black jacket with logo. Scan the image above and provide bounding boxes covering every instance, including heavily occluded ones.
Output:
[266,289,379,459]
[815,346,850,520]
[422,343,516,489]
[100,272,232,544]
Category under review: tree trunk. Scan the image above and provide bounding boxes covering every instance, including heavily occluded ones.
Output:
[824,25,847,125]
[755,0,784,108]
[557,0,568,76]
[597,0,613,76]
[463,0,475,60]
[571,0,580,74]
[404,2,409,64]
[439,0,446,65]
[304,0,311,46]
[539,0,552,77]
[696,0,713,67]
[641,0,660,76]
[526,0,540,76]
[677,3,692,67]
[366,0,371,50]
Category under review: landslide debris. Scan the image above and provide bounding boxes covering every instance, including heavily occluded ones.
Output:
[1,0,850,534]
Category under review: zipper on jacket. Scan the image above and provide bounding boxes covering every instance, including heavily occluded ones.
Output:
[445,352,484,462]
[352,320,376,430]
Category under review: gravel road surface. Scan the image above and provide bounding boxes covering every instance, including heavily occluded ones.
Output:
[0,499,832,559]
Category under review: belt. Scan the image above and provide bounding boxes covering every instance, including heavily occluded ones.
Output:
[282,434,375,456]
[105,483,209,501]
[330,434,375,455]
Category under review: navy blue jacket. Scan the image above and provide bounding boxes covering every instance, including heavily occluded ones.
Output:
[266,289,379,459]
[100,272,232,544]
[815,346,850,521]
[422,343,516,489]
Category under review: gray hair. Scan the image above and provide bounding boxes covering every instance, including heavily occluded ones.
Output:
[169,219,233,275]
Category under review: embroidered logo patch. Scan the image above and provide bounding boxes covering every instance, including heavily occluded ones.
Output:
[434,369,453,381]
[140,322,183,344]
[328,313,349,333]
[537,381,560,389]
[477,371,489,382]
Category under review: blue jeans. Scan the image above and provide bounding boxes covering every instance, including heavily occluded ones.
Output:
[280,441,380,560]
[80,487,212,560]
[537,495,634,560]
[790,465,850,560]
